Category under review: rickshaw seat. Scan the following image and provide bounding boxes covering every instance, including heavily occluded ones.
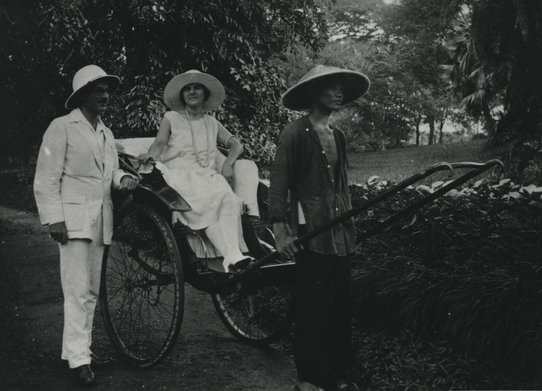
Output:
[115,138,261,259]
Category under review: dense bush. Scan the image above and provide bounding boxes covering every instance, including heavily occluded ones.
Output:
[350,329,517,390]
[350,176,542,378]
[0,169,37,212]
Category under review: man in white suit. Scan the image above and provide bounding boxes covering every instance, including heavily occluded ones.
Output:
[34,65,138,385]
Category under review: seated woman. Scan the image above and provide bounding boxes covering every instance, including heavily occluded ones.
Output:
[139,70,251,272]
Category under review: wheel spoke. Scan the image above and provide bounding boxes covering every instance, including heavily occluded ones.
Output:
[100,204,184,367]
[213,283,293,343]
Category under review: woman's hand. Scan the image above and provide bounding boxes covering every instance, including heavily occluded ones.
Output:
[137,153,155,164]
[273,222,299,260]
[221,161,234,181]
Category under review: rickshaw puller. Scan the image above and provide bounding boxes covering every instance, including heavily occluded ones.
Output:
[269,65,370,391]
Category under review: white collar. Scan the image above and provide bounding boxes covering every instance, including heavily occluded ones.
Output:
[69,108,106,133]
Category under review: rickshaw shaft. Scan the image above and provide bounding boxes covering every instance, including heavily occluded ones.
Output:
[229,159,503,282]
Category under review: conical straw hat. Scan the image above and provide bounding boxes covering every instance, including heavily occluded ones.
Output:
[282,65,370,111]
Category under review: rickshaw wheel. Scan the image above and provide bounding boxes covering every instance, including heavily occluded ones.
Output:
[211,221,294,344]
[212,281,293,344]
[100,203,184,367]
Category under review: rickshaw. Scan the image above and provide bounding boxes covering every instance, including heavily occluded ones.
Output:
[99,144,503,368]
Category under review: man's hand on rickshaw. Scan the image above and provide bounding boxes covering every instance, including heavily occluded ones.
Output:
[119,175,139,191]
[221,161,234,182]
[273,222,299,260]
[137,153,156,164]
[49,221,68,244]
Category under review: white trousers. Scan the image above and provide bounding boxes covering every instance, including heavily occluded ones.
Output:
[59,236,104,368]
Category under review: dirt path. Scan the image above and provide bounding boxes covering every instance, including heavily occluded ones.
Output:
[0,206,295,390]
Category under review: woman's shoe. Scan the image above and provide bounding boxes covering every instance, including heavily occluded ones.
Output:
[224,257,253,273]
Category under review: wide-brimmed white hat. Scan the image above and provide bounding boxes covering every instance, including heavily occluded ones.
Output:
[282,65,370,111]
[163,70,226,112]
[65,65,121,109]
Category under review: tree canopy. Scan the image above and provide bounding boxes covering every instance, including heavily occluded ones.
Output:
[281,0,470,150]
[368,0,542,180]
[1,0,328,167]
[2,0,542,181]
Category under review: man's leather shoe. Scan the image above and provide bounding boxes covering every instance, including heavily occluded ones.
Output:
[72,364,96,386]
[90,352,114,368]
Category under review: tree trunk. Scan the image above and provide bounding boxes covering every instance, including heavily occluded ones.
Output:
[415,117,421,146]
[438,119,445,144]
[427,115,435,145]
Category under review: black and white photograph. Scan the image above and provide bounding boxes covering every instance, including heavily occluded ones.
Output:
[1,0,542,390]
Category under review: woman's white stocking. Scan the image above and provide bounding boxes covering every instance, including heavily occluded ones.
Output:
[205,215,246,269]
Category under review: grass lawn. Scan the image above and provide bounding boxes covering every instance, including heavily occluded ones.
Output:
[348,139,502,184]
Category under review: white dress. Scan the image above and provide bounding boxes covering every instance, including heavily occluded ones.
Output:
[159,111,247,257]
[160,111,241,228]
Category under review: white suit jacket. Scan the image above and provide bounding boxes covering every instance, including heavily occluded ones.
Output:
[34,109,126,245]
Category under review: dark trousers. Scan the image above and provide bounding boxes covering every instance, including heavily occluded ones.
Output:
[294,250,353,388]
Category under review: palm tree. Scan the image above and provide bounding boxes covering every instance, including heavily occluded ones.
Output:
[445,6,497,136]
[447,0,542,143]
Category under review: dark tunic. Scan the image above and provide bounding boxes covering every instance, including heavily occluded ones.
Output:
[269,115,357,255]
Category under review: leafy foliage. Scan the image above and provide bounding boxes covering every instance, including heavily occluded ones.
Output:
[276,0,474,151]
[276,37,424,151]
[350,177,542,378]
[446,0,542,182]
[378,0,467,146]
[351,329,518,390]
[0,0,329,168]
